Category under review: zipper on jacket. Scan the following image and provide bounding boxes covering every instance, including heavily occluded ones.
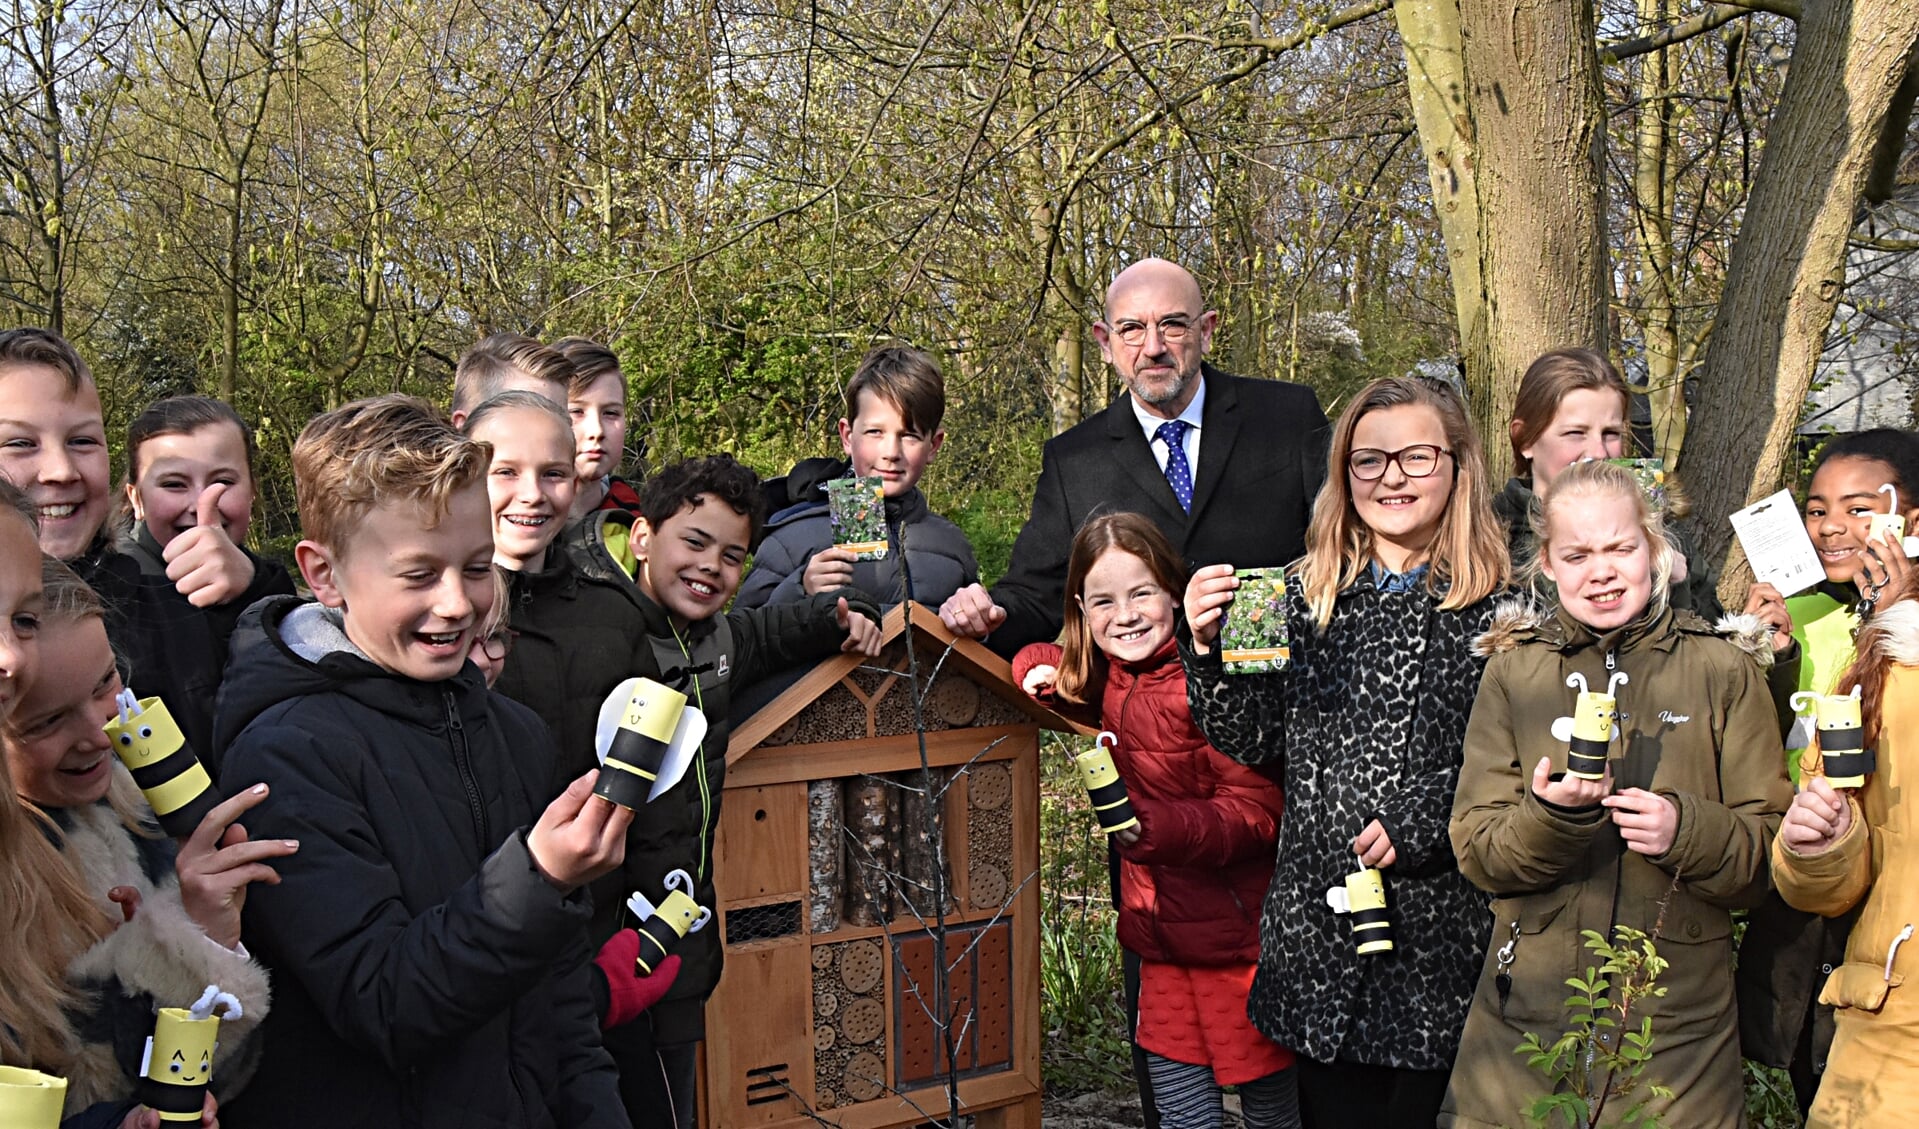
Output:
[443,689,490,850]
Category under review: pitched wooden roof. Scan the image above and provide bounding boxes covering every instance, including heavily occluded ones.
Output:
[726,602,1095,763]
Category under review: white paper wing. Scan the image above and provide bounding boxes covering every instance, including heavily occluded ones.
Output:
[647,708,708,802]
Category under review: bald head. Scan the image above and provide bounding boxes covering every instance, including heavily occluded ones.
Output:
[1094,258,1217,419]
[1104,257,1204,318]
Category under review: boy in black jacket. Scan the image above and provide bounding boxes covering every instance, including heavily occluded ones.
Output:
[214,395,634,1129]
[568,454,881,1129]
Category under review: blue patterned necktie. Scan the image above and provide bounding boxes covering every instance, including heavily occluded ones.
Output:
[1155,419,1194,512]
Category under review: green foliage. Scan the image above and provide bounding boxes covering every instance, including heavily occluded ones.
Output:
[1515,926,1675,1129]
[1039,733,1133,1096]
[1743,1061,1803,1129]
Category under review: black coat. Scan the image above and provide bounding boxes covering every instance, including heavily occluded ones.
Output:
[736,457,979,612]
[213,597,628,1129]
[987,365,1328,657]
[493,548,652,794]
[74,528,295,770]
[582,581,876,1044]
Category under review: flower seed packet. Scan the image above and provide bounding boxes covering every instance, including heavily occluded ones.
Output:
[1608,458,1670,511]
[1220,566,1288,674]
[827,476,889,561]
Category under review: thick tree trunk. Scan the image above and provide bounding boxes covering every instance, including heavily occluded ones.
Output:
[1454,0,1611,475]
[1395,0,1487,410]
[1680,2,1919,604]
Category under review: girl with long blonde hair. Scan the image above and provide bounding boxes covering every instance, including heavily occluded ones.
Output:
[1180,376,1508,1127]
[4,555,291,1128]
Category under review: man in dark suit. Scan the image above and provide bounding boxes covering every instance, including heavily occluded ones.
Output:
[940,257,1330,659]
[939,257,1329,1129]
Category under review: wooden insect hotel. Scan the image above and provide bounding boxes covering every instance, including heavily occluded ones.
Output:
[701,604,1081,1129]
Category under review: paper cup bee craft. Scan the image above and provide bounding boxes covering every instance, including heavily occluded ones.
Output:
[625,869,712,975]
[106,690,218,839]
[1325,867,1395,956]
[592,677,708,809]
[1555,671,1628,781]
[1791,687,1875,789]
[0,1066,67,1129]
[826,476,889,561]
[1075,732,1140,835]
[138,986,241,1125]
[1872,483,1916,557]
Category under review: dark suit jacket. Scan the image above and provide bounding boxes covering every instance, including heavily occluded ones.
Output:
[987,364,1330,657]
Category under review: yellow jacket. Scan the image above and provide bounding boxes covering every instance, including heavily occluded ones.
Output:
[1773,602,1919,1128]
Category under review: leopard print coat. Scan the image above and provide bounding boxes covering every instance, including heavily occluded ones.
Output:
[1182,568,1496,1071]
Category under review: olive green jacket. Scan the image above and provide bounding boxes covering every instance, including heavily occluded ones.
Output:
[1439,603,1790,1129]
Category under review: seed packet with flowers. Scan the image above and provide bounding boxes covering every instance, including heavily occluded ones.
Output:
[827,476,889,560]
[1608,458,1670,512]
[1220,566,1289,674]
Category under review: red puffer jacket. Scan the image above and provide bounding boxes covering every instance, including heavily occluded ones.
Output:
[1016,638,1283,966]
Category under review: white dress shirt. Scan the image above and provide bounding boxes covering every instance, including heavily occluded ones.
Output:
[1130,377,1206,476]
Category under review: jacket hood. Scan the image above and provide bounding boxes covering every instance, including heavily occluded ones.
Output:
[214,595,488,753]
[1472,597,1547,657]
[1867,599,1919,665]
[1493,476,1536,525]
[1471,596,1771,668]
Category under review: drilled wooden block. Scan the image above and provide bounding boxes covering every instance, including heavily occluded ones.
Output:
[814,989,838,1018]
[968,764,1011,810]
[811,945,835,971]
[840,940,885,994]
[840,997,885,1044]
[975,923,1013,1069]
[814,1024,837,1052]
[929,675,981,728]
[969,862,1007,908]
[844,1051,886,1102]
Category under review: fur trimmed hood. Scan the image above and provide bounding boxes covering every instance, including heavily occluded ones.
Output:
[1471,598,1544,657]
[56,795,269,1116]
[1712,612,1777,667]
[1472,600,1772,668]
[1870,600,1919,666]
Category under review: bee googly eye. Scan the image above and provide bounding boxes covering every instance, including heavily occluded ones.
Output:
[169,1063,182,1074]
[118,734,132,745]
[138,726,153,739]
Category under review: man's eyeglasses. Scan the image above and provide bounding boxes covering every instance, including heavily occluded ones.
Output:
[1108,318,1196,348]
[1348,444,1453,481]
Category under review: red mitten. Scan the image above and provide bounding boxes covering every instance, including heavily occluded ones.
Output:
[594,930,682,1029]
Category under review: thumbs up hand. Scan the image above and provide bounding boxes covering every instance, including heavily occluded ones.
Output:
[162,483,257,608]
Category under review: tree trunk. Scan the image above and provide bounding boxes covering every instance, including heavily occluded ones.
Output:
[1680,0,1919,605]
[224,175,242,402]
[1631,0,1685,461]
[1454,0,1611,475]
[1394,0,1486,405]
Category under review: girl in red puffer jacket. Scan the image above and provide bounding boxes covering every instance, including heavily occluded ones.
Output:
[1015,513,1297,1129]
